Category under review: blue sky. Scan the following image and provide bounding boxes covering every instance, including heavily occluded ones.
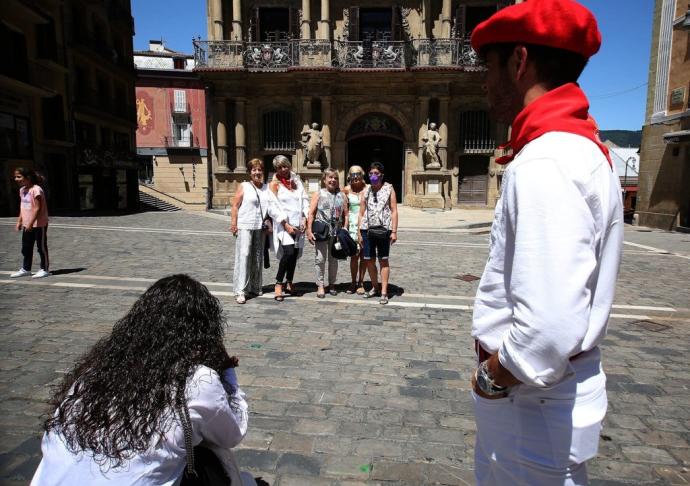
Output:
[132,0,654,131]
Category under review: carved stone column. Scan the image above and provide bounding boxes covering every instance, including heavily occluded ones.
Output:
[214,98,230,174]
[234,98,246,173]
[417,96,429,170]
[322,96,332,167]
[211,0,224,40]
[231,0,242,41]
[318,0,330,40]
[439,96,450,169]
[301,0,311,39]
[441,0,452,38]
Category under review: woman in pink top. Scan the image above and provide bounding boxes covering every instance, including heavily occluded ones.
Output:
[12,167,50,279]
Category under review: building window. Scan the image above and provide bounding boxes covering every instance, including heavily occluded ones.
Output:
[36,18,58,61]
[311,98,322,126]
[429,98,440,125]
[114,132,130,150]
[76,121,97,145]
[173,90,188,113]
[42,95,66,140]
[458,111,494,153]
[0,112,32,158]
[0,23,29,81]
[173,57,185,69]
[100,127,111,147]
[262,110,295,150]
[171,114,191,147]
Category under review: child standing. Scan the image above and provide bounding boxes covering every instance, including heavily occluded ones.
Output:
[11,167,50,278]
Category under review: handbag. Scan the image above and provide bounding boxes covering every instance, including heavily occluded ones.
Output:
[312,191,339,242]
[250,183,271,269]
[365,189,391,241]
[178,403,232,486]
[331,228,357,259]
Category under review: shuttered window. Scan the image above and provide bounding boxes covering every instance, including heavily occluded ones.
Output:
[458,111,494,153]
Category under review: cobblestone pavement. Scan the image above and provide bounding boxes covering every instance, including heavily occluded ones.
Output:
[0,212,689,486]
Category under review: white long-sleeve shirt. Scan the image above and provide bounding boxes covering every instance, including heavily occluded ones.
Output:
[31,366,248,486]
[472,131,623,388]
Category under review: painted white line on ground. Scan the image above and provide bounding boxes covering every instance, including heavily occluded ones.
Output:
[623,241,690,261]
[4,277,690,321]
[1,271,683,313]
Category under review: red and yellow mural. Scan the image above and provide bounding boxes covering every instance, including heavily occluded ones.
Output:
[135,81,207,149]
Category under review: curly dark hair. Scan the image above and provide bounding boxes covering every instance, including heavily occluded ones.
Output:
[44,274,229,467]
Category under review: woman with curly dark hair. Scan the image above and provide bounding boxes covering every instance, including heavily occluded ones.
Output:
[31,274,249,485]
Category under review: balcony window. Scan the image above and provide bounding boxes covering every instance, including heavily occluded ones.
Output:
[262,110,295,151]
[76,121,96,145]
[42,95,66,140]
[36,19,58,61]
[455,5,505,39]
[172,115,191,147]
[0,23,29,81]
[459,111,494,153]
[253,7,295,42]
[0,112,32,158]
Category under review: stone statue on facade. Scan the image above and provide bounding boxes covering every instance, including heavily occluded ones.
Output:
[422,122,442,169]
[301,122,324,168]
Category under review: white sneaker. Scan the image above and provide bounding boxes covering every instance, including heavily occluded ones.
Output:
[10,269,31,278]
[31,269,51,279]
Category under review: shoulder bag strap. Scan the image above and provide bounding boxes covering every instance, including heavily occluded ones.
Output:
[366,189,372,229]
[177,400,196,477]
[250,183,265,220]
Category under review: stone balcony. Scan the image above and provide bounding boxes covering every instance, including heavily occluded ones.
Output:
[193,38,483,72]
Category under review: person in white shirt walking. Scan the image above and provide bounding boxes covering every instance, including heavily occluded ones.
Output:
[468,1,624,484]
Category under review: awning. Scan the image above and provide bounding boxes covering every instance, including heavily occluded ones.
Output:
[663,130,690,144]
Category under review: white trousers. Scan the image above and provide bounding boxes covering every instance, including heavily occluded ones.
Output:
[233,229,264,296]
[473,349,606,486]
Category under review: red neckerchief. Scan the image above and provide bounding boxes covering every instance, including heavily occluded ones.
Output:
[496,83,611,168]
[278,176,292,189]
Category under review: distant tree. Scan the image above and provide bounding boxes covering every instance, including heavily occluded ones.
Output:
[599,130,642,147]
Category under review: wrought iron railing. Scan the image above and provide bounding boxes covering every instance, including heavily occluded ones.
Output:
[333,41,406,69]
[291,39,332,68]
[411,38,460,67]
[164,135,199,148]
[192,38,481,71]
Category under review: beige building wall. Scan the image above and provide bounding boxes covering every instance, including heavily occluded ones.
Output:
[149,154,208,209]
[638,0,690,230]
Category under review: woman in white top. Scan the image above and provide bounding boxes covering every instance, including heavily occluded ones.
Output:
[230,158,289,304]
[31,274,251,486]
[269,155,309,301]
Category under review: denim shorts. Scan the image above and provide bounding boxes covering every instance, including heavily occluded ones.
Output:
[361,229,390,260]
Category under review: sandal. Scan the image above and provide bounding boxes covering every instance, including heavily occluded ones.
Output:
[236,295,246,304]
[285,282,295,295]
[379,294,389,305]
[364,288,381,299]
[346,283,357,294]
[274,283,284,302]
[329,288,338,296]
[317,286,325,299]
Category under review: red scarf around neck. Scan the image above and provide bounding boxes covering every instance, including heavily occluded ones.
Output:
[496,83,611,167]
[278,176,293,189]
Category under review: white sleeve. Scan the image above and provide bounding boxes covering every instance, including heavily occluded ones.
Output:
[187,367,249,449]
[265,190,286,222]
[498,160,598,387]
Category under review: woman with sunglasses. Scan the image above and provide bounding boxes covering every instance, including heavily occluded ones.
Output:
[343,165,368,294]
[357,162,398,305]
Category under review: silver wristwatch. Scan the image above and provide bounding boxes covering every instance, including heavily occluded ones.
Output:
[475,360,508,396]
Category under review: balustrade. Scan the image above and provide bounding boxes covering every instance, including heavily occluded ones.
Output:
[192,38,483,71]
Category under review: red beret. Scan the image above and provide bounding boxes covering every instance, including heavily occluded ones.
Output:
[470,0,602,59]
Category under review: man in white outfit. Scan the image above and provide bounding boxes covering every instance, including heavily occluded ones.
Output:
[468,1,624,484]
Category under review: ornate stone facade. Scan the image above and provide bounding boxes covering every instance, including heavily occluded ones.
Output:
[199,1,511,210]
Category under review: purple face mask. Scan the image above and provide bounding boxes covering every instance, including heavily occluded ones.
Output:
[369,174,381,185]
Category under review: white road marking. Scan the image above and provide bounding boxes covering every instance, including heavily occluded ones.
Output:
[2,272,687,322]
[623,241,690,260]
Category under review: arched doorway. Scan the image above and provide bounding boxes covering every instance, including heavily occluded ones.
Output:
[346,113,405,201]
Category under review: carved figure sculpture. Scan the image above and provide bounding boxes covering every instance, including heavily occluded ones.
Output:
[301,122,324,168]
[422,122,442,169]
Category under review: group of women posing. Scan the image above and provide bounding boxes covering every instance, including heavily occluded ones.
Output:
[230,155,398,305]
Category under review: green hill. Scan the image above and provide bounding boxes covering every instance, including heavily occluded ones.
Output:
[600,130,642,147]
